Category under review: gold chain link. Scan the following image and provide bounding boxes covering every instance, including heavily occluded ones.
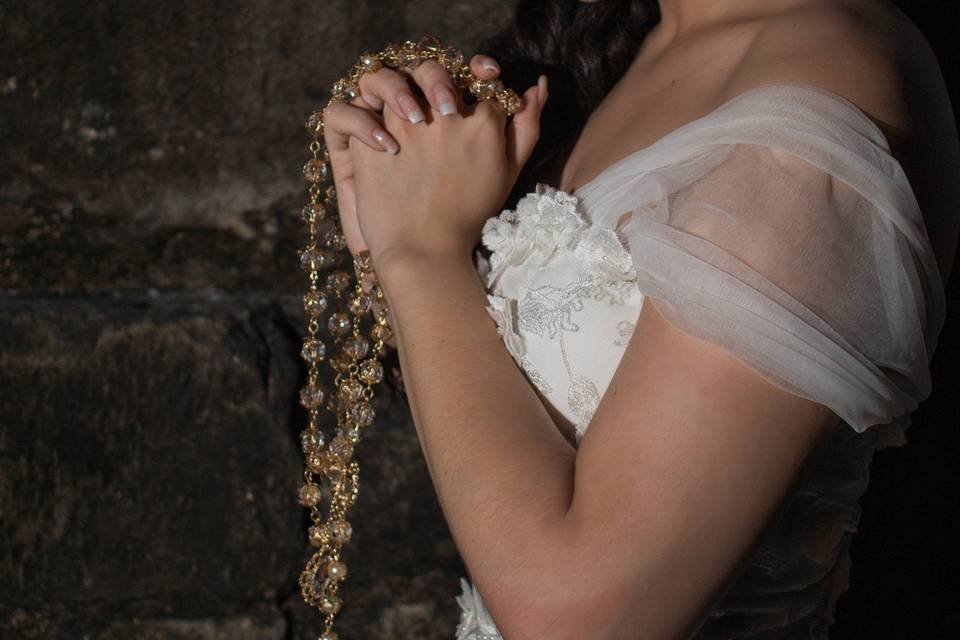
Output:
[295,36,519,640]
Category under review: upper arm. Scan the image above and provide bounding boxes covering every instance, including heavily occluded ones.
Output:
[528,299,839,639]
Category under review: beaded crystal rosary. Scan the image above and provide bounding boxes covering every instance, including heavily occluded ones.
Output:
[297,36,520,639]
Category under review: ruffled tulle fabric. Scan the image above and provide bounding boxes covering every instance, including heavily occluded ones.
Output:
[454,83,945,639]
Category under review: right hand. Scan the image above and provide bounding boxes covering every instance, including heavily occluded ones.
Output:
[321,53,505,258]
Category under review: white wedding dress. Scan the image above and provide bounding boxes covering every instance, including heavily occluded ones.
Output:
[453,84,946,639]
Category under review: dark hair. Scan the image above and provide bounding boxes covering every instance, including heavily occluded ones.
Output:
[477,0,661,207]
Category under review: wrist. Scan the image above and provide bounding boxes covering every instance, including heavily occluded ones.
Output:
[372,243,475,284]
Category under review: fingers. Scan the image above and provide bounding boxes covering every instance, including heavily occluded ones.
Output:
[469,54,501,79]
[505,75,548,184]
[405,59,461,116]
[357,67,427,124]
[323,101,399,155]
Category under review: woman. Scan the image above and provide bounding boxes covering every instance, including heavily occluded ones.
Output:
[320,0,956,637]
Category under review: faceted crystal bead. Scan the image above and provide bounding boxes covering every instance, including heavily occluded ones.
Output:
[298,483,321,507]
[332,78,348,98]
[353,251,373,274]
[330,519,352,543]
[325,185,337,205]
[319,632,339,640]
[329,352,351,372]
[351,400,376,426]
[343,336,369,360]
[301,202,326,223]
[320,595,342,614]
[347,293,372,316]
[325,463,346,484]
[327,313,352,336]
[399,47,420,67]
[358,360,383,385]
[300,385,325,409]
[303,158,329,183]
[301,429,326,453]
[305,111,324,134]
[312,560,330,590]
[359,52,382,72]
[306,452,325,473]
[301,247,334,272]
[441,46,464,71]
[328,435,354,461]
[471,78,497,100]
[303,291,329,317]
[326,560,348,581]
[308,524,328,547]
[301,338,326,363]
[323,228,346,252]
[326,270,352,292]
[340,379,365,402]
[371,323,393,342]
[418,35,441,49]
[345,428,361,444]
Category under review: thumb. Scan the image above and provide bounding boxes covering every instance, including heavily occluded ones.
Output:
[505,74,548,186]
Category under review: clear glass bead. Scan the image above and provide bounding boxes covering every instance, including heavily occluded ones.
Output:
[319,631,339,640]
[301,339,326,364]
[343,336,369,360]
[301,429,325,453]
[326,270,352,292]
[323,228,346,252]
[306,452,325,473]
[303,158,329,183]
[351,400,376,427]
[301,202,326,223]
[358,360,383,385]
[330,519,352,543]
[328,435,354,461]
[325,185,337,205]
[327,313,352,336]
[300,385,325,409]
[320,595,342,614]
[371,323,393,342]
[442,46,464,71]
[348,293,372,316]
[326,560,348,581]
[305,111,324,134]
[325,463,346,484]
[297,483,321,507]
[303,291,329,317]
[339,379,364,402]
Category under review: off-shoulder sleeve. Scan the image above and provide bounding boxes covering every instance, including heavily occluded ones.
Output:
[596,86,946,432]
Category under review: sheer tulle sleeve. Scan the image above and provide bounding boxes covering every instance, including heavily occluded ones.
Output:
[580,85,946,432]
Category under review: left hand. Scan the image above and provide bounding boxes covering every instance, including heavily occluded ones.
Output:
[347,74,549,267]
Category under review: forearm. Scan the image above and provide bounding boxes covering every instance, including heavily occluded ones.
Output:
[377,248,577,601]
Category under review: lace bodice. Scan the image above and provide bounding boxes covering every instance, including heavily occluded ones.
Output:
[453,83,944,639]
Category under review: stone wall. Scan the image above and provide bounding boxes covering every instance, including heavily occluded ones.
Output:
[2,1,958,639]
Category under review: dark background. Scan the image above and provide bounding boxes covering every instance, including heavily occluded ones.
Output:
[1,1,957,638]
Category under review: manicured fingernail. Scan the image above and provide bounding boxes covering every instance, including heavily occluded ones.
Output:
[537,74,548,107]
[481,59,499,73]
[372,128,399,155]
[398,93,425,123]
[436,87,457,116]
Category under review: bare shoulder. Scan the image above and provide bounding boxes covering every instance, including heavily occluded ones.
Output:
[729,0,959,279]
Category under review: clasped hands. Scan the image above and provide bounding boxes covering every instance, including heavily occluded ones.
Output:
[322,53,549,271]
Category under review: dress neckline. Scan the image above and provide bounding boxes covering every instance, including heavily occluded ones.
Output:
[563,81,891,198]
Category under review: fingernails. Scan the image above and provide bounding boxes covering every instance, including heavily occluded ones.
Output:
[481,59,499,73]
[537,74,548,108]
[436,87,457,116]
[372,128,399,155]
[397,93,425,124]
